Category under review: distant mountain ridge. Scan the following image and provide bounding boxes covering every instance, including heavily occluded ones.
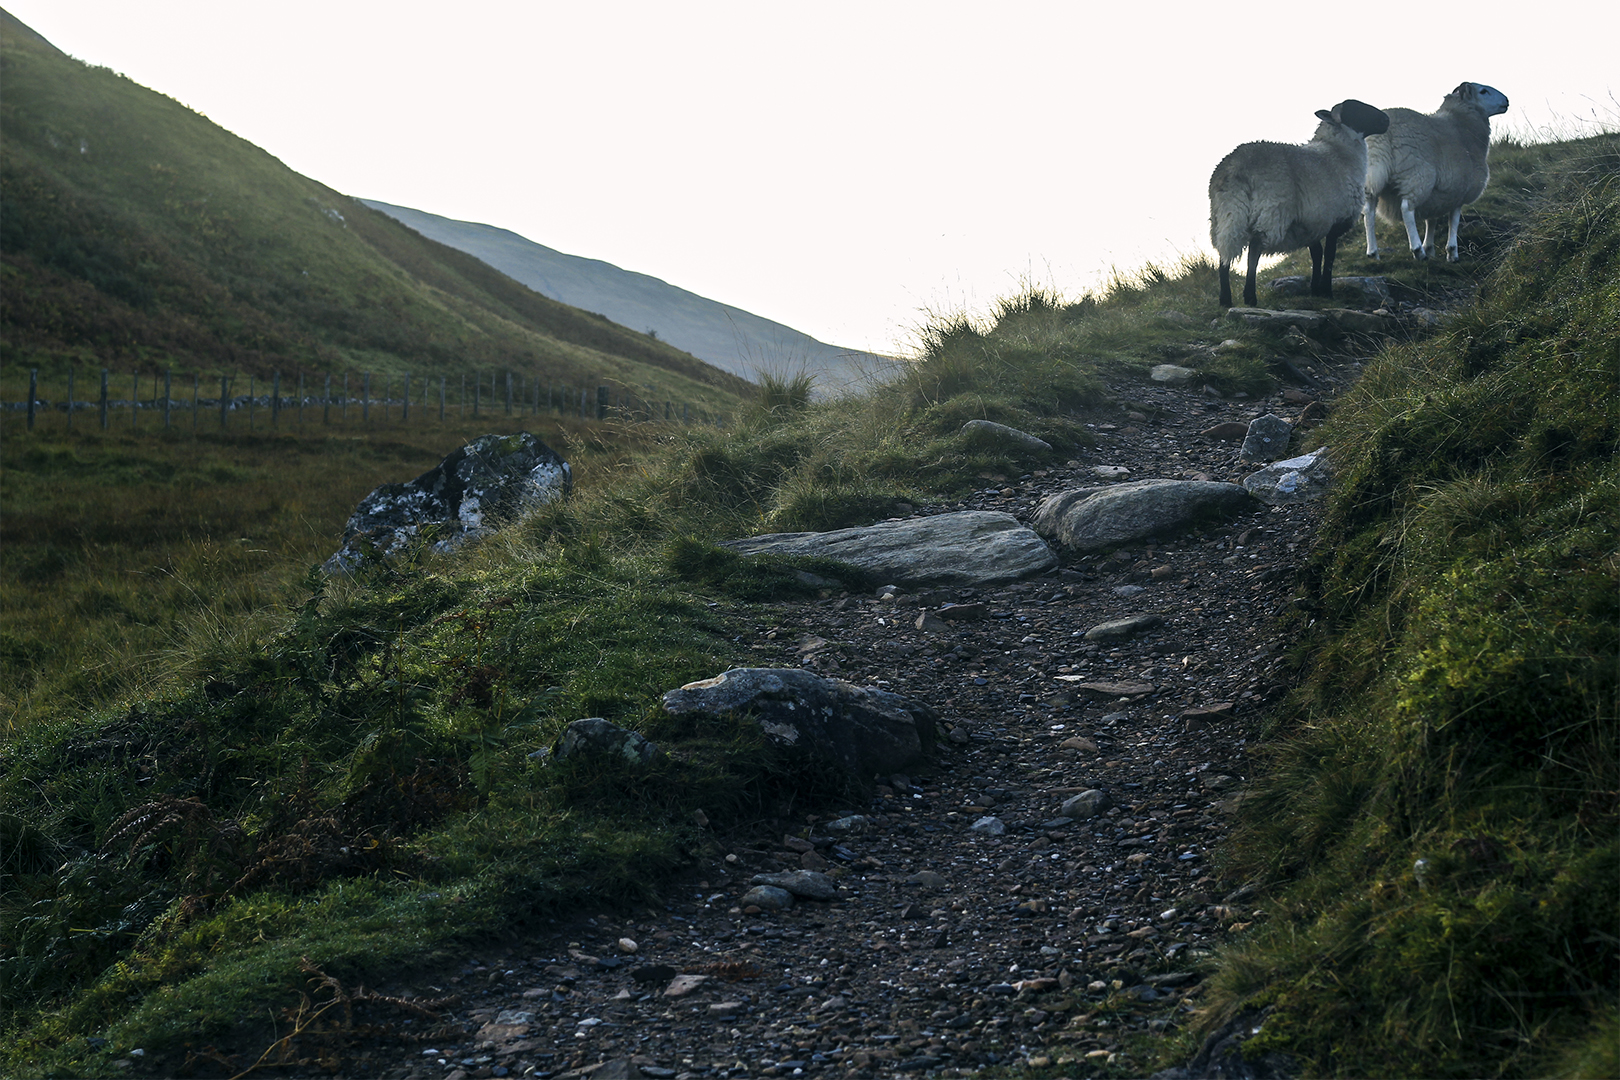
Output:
[362,201,895,393]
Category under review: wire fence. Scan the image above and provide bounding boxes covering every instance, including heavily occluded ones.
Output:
[4,367,727,434]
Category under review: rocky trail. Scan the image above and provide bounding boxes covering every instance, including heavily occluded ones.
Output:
[194,297,1425,1080]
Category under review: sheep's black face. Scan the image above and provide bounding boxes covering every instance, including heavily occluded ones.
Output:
[1333,99,1389,138]
[1471,83,1510,116]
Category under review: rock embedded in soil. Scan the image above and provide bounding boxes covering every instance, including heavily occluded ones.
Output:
[719,510,1057,587]
[660,667,937,777]
[959,419,1053,453]
[1033,479,1256,552]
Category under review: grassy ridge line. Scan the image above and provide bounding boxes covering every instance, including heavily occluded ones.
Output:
[0,23,749,408]
[1201,138,1620,1077]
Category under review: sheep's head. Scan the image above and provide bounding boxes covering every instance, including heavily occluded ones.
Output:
[1317,99,1390,139]
[1451,81,1510,117]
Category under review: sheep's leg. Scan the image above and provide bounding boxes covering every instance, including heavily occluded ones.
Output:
[1400,197,1428,260]
[1445,207,1463,261]
[1219,261,1233,307]
[1319,220,1351,299]
[1308,241,1326,297]
[1244,243,1262,307]
[1364,193,1381,259]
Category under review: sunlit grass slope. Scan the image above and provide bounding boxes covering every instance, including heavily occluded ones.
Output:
[0,12,750,408]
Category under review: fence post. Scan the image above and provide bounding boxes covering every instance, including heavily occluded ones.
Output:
[298,372,305,426]
[382,375,390,422]
[248,376,255,431]
[439,375,446,421]
[163,369,172,429]
[66,369,75,431]
[220,375,229,428]
[26,368,37,431]
[342,373,349,423]
[504,371,513,415]
[362,372,370,423]
[596,385,608,421]
[193,374,200,429]
[473,372,481,418]
[271,372,280,427]
[131,372,139,429]
[403,373,411,422]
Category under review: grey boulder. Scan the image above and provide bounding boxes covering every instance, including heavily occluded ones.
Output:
[661,667,936,777]
[553,718,662,767]
[325,432,570,573]
[1033,480,1255,553]
[719,510,1055,587]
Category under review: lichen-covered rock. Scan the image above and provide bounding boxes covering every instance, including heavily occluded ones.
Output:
[554,718,662,767]
[325,432,569,573]
[661,667,936,777]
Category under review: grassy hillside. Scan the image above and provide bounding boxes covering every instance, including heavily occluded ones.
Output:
[0,11,750,412]
[1201,134,1620,1078]
[364,200,899,392]
[1,103,1614,1080]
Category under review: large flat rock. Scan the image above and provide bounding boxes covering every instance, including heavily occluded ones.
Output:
[719,510,1056,587]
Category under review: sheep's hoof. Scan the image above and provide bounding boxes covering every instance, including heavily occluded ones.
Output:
[1411,248,1428,261]
[1367,251,1381,261]
[1446,249,1461,263]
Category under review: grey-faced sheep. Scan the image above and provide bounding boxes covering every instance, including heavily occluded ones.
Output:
[1364,82,1509,262]
[1210,99,1389,308]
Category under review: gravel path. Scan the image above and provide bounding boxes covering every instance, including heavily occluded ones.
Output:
[218,347,1378,1080]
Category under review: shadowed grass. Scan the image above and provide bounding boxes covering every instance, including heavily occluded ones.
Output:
[1196,133,1620,1079]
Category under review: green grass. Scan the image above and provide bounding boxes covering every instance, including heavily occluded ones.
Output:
[1197,134,1620,1078]
[2,120,1616,1079]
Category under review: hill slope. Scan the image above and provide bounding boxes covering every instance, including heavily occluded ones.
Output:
[363,199,898,393]
[0,9,749,410]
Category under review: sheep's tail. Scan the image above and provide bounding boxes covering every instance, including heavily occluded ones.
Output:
[1210,185,1255,265]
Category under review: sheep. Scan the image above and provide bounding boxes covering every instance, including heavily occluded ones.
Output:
[1364,82,1510,262]
[1210,100,1390,308]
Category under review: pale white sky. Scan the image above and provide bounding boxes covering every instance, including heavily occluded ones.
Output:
[6,0,1616,355]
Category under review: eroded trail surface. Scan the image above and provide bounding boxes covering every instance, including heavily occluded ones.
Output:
[280,356,1370,1080]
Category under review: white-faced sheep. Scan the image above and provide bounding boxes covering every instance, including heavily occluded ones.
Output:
[1210,99,1390,308]
[1364,82,1510,262]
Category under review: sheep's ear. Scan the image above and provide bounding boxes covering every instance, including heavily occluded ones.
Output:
[1316,109,1334,123]
[1335,99,1390,137]
[1454,82,1473,96]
